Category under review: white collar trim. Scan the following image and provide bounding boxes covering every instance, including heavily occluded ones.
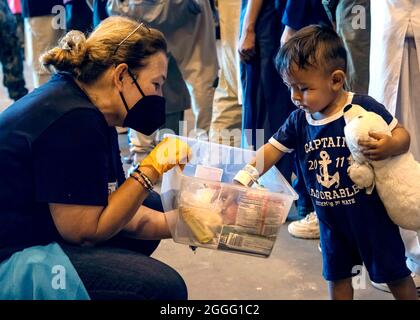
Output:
[305,92,355,126]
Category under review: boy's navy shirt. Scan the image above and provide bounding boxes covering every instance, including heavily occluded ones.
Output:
[270,93,397,229]
[271,93,411,282]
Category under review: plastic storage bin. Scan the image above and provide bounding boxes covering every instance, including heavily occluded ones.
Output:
[161,135,298,258]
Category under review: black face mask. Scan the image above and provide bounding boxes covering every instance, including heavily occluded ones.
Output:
[120,69,166,135]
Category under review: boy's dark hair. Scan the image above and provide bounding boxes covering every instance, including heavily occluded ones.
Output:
[275,24,347,78]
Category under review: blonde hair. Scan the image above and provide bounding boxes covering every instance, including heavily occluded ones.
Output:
[41,16,167,83]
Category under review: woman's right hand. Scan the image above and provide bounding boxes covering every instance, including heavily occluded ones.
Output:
[140,137,192,176]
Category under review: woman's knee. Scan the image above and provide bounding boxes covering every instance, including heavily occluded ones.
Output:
[122,255,188,300]
[63,245,187,300]
[146,262,188,300]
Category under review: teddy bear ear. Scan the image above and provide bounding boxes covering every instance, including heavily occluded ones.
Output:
[343,104,353,113]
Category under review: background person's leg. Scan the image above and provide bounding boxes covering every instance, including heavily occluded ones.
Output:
[0,1,27,100]
[24,16,65,87]
[396,34,420,162]
[395,26,420,278]
[175,0,217,136]
[209,0,242,147]
[336,0,370,94]
[129,129,157,165]
[257,2,294,183]
[13,13,25,58]
[186,79,216,135]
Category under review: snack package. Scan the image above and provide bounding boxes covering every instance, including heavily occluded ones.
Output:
[176,180,289,256]
[160,135,298,258]
[178,186,223,245]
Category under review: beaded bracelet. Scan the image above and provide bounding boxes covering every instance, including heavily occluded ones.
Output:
[136,168,154,190]
[129,164,154,190]
[130,171,152,192]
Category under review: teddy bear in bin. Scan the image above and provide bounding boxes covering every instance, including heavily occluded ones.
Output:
[343,104,420,233]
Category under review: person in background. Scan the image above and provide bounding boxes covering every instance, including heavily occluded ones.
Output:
[281,0,331,46]
[239,0,297,220]
[239,0,292,152]
[7,0,25,59]
[368,0,420,294]
[92,0,107,28]
[0,0,28,101]
[323,0,370,94]
[209,0,243,147]
[21,0,65,87]
[64,0,93,33]
[108,0,218,136]
[280,0,332,239]
[158,0,219,136]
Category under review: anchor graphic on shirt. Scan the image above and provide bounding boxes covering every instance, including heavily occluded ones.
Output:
[316,151,340,188]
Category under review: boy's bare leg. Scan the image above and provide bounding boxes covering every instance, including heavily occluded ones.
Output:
[387,276,418,300]
[328,278,354,300]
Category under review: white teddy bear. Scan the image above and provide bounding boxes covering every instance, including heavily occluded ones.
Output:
[343,104,420,232]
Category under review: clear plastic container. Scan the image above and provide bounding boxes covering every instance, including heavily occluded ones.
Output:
[161,135,298,258]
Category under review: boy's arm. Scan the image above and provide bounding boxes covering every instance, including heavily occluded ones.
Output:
[234,143,285,186]
[251,143,286,176]
[358,124,411,161]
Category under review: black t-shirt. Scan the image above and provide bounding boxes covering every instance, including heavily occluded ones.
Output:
[0,73,125,262]
[21,0,63,18]
[282,0,332,30]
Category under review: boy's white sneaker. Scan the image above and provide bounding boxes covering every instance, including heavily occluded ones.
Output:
[288,212,320,239]
[370,281,391,293]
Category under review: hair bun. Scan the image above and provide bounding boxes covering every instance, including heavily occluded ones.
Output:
[41,30,88,76]
[58,30,87,65]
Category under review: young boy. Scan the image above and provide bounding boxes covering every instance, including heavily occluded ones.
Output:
[234,25,418,300]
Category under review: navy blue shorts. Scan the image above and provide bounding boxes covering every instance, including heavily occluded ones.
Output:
[318,208,411,284]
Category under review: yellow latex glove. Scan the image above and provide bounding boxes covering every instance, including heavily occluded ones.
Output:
[140,137,192,176]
